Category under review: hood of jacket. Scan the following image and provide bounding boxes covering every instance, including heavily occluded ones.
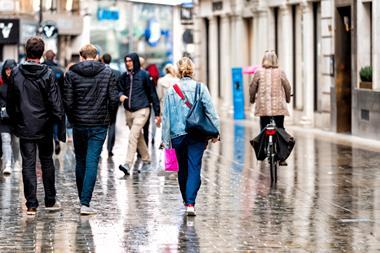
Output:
[125,53,141,74]
[1,59,17,83]
[70,60,106,77]
[19,61,49,80]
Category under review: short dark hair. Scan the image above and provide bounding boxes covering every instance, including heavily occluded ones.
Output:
[44,50,56,61]
[101,53,112,64]
[26,36,45,59]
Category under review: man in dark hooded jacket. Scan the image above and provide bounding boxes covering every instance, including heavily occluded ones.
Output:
[7,36,64,215]
[64,44,119,215]
[118,53,160,175]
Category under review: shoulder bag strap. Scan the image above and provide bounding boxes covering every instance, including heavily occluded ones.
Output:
[173,84,192,109]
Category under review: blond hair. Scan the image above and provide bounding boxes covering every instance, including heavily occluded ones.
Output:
[262,50,279,68]
[177,57,194,78]
[164,63,176,76]
[79,44,98,59]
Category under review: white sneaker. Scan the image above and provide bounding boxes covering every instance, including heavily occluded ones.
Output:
[186,205,196,216]
[3,166,11,175]
[46,201,61,212]
[80,205,96,215]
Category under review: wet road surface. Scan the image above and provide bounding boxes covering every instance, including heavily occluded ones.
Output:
[0,112,380,252]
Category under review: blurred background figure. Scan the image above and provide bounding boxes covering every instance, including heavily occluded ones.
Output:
[64,62,76,143]
[101,53,121,157]
[43,50,65,155]
[157,63,178,110]
[0,59,17,175]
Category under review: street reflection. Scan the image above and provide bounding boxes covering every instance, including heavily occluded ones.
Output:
[0,119,379,252]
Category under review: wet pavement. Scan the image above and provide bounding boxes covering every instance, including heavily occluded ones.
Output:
[0,110,380,252]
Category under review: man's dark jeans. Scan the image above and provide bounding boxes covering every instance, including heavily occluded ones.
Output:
[172,134,207,205]
[107,122,116,154]
[20,136,56,208]
[73,126,107,207]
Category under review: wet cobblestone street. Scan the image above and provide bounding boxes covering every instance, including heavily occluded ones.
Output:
[0,112,380,252]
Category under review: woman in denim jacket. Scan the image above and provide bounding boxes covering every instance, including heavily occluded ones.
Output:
[162,57,220,216]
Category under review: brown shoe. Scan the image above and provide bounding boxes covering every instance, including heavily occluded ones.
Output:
[26,207,37,215]
[279,160,288,166]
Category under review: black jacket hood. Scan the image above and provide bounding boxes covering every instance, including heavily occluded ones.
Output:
[70,61,106,77]
[1,59,17,83]
[19,61,49,80]
[126,53,141,73]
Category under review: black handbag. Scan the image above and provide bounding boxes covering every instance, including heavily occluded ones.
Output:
[173,83,219,139]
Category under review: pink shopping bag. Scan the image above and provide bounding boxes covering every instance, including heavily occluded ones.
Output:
[165,148,179,172]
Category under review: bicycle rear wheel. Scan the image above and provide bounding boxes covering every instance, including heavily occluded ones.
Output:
[269,147,278,184]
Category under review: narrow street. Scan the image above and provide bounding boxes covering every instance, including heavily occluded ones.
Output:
[0,109,379,252]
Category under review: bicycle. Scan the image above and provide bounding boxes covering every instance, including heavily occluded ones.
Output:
[264,118,278,185]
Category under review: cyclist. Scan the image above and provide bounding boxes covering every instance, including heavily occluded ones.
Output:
[249,50,291,165]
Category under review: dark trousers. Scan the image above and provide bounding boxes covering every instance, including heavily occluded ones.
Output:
[172,134,207,205]
[20,136,56,208]
[73,127,107,207]
[107,122,116,153]
[260,116,285,130]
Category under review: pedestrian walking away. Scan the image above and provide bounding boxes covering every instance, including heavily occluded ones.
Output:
[162,57,220,216]
[157,64,179,115]
[100,53,121,158]
[43,50,65,155]
[117,53,161,175]
[0,59,17,175]
[64,44,119,215]
[249,50,292,166]
[7,37,65,215]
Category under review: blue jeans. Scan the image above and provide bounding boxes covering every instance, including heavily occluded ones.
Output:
[73,126,107,207]
[172,134,207,205]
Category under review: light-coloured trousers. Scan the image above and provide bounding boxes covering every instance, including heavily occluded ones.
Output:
[125,107,150,166]
[1,133,12,168]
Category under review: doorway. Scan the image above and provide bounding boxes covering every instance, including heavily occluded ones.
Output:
[335,6,352,133]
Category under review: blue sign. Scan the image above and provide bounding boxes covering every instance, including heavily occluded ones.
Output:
[97,8,119,21]
[232,67,245,119]
[145,19,161,47]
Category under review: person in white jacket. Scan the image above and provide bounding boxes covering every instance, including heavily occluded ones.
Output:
[157,64,179,111]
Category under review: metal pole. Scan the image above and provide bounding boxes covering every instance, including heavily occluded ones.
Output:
[39,0,43,33]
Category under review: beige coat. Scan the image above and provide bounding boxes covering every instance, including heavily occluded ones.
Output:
[157,74,179,113]
[249,67,291,116]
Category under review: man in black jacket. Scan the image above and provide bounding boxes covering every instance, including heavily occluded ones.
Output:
[118,53,160,175]
[7,36,65,215]
[43,49,65,155]
[100,53,121,157]
[64,44,119,215]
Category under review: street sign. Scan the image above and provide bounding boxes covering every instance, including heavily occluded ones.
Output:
[0,19,19,44]
[97,8,120,21]
[39,21,58,38]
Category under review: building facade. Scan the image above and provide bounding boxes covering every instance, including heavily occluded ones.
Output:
[0,0,83,65]
[79,0,194,72]
[193,0,380,139]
